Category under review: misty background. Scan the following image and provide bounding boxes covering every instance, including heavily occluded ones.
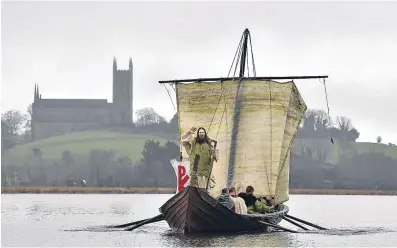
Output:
[2,1,396,143]
[1,1,397,190]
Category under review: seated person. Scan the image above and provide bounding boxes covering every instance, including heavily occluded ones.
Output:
[238,185,274,214]
[238,185,257,207]
[263,196,277,208]
[215,188,235,211]
[229,187,247,214]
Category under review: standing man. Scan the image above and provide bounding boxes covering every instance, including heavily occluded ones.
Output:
[181,127,217,191]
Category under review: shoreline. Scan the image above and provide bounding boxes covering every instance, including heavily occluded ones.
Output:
[1,187,396,195]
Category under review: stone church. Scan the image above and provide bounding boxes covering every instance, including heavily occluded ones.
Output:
[31,57,133,141]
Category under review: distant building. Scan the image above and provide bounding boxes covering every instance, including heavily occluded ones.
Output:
[31,57,133,141]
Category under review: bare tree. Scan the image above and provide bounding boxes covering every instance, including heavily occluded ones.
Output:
[135,107,166,127]
[302,109,317,131]
[25,104,33,131]
[335,116,353,131]
[314,110,331,131]
[20,104,33,142]
[1,110,27,136]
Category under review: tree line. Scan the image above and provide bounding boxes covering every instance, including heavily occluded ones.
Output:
[3,105,393,148]
[2,140,180,188]
[2,105,397,190]
[5,135,396,190]
[1,106,178,151]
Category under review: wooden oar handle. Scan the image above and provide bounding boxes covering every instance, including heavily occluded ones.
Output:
[190,154,200,187]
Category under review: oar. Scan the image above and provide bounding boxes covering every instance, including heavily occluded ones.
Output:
[107,218,150,228]
[282,216,308,231]
[258,220,299,233]
[125,214,164,231]
[285,214,327,230]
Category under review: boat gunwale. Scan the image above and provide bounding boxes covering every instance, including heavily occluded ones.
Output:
[159,186,288,225]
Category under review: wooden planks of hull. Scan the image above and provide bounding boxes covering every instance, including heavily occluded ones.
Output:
[159,186,267,234]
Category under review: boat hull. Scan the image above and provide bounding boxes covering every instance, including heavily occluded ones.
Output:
[159,186,288,234]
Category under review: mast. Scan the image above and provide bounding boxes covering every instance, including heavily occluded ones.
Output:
[159,28,328,84]
[162,28,330,200]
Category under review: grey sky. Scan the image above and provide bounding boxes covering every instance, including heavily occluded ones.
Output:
[1,1,397,144]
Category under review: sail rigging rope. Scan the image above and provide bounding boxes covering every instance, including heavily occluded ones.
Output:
[266,81,273,196]
[217,40,246,186]
[246,52,250,78]
[206,31,247,189]
[170,83,176,93]
[320,78,334,144]
[208,33,244,133]
[206,30,261,189]
[163,84,176,111]
[248,33,257,77]
[226,30,260,187]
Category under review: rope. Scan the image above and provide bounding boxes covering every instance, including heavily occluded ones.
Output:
[170,83,176,93]
[215,85,226,141]
[320,78,334,144]
[212,30,258,188]
[208,35,243,133]
[223,88,229,186]
[246,49,250,78]
[265,81,272,196]
[207,85,223,133]
[163,84,176,111]
[204,30,258,189]
[227,34,244,78]
[248,33,257,77]
[275,82,298,200]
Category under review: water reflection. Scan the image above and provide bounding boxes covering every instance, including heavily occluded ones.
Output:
[24,201,134,221]
[26,203,110,220]
[109,202,131,215]
[160,231,298,247]
[2,194,397,247]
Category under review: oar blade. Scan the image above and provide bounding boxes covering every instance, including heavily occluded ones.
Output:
[107,218,148,228]
[125,214,164,231]
[258,220,299,233]
[285,214,327,230]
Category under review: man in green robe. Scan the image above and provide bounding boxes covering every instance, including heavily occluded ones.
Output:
[181,127,217,191]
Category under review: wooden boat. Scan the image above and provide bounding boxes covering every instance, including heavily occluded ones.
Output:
[157,28,328,234]
[161,156,291,234]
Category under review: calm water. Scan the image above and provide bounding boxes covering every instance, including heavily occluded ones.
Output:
[1,194,397,247]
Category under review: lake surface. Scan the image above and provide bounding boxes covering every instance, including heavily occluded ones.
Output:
[1,194,397,247]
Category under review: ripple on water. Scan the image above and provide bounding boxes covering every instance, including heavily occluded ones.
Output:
[2,194,397,247]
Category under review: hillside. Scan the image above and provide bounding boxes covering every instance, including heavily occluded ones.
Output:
[292,138,397,164]
[3,130,397,168]
[2,130,174,167]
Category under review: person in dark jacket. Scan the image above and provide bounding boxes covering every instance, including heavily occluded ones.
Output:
[238,185,257,207]
[238,185,273,214]
[215,188,235,211]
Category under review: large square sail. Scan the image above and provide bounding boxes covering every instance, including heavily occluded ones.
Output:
[175,79,306,204]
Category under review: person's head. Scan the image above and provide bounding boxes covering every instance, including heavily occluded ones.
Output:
[197,127,206,140]
[221,187,229,195]
[196,127,210,144]
[262,197,270,205]
[229,187,236,196]
[269,197,275,206]
[246,185,254,195]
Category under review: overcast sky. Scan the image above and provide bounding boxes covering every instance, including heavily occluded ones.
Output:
[1,1,397,144]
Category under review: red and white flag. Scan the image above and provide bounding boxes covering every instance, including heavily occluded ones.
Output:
[170,159,191,193]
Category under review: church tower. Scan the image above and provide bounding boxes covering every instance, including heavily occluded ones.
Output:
[112,57,133,125]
